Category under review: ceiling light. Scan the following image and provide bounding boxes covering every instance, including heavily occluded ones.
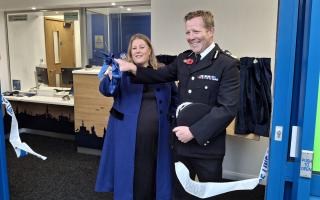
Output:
[111,2,116,6]
[126,8,132,11]
[31,7,36,10]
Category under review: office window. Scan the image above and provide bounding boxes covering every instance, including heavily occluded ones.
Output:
[86,6,151,66]
[6,10,81,89]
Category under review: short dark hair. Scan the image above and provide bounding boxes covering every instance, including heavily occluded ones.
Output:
[184,10,214,29]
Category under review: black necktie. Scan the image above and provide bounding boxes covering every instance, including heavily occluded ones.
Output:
[196,54,201,64]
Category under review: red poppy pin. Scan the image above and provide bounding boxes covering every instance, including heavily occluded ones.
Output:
[183,58,194,65]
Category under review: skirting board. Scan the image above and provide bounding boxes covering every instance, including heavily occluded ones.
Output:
[223,170,267,185]
[19,128,75,141]
[77,146,101,156]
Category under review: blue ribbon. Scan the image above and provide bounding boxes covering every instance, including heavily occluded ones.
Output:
[98,53,122,95]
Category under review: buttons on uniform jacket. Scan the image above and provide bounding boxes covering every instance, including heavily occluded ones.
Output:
[188,89,192,94]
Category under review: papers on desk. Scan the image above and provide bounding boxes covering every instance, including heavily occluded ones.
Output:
[1,95,47,160]
[54,91,70,97]
[3,92,74,106]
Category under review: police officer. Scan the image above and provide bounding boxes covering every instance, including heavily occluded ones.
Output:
[117,10,240,200]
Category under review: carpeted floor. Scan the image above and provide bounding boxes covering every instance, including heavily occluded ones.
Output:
[5,134,265,200]
[6,134,113,200]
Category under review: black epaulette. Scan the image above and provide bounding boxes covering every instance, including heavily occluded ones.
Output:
[222,50,238,60]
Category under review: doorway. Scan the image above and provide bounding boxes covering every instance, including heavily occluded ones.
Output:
[44,18,75,87]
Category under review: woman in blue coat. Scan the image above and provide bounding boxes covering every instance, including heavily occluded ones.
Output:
[95,33,178,200]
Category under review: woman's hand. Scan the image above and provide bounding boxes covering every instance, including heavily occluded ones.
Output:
[115,59,137,75]
[105,65,112,79]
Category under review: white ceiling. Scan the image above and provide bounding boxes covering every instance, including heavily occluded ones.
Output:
[87,6,150,15]
[0,0,150,11]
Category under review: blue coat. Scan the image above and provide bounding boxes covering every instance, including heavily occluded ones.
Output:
[95,72,177,200]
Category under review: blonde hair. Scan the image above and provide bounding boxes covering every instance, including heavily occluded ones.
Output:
[184,10,214,29]
[127,33,159,69]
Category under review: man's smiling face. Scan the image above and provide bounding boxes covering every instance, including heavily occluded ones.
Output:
[185,16,213,54]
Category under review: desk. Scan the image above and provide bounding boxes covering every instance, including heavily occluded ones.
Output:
[4,95,74,107]
[3,72,113,152]
[3,93,74,136]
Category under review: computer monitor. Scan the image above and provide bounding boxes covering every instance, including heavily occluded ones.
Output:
[35,67,49,86]
[61,67,82,85]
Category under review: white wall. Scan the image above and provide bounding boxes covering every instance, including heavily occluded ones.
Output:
[7,12,47,91]
[0,11,10,92]
[151,0,278,181]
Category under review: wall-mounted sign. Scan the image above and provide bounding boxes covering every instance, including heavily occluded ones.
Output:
[64,12,78,22]
[8,14,27,21]
[95,35,104,49]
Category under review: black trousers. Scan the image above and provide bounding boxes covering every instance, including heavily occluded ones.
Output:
[173,155,224,200]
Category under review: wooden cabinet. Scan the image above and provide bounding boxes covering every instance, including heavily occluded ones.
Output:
[73,73,113,149]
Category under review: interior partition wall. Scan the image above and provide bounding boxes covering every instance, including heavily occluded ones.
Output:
[86,7,151,66]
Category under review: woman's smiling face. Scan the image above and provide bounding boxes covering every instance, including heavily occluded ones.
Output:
[131,38,151,67]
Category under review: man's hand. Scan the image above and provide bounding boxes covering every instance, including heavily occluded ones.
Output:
[173,126,194,143]
[115,59,137,75]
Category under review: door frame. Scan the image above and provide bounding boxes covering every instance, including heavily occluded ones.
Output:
[296,0,320,198]
[44,17,76,86]
[266,0,320,199]
[266,0,300,197]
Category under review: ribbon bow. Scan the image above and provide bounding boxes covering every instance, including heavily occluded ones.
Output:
[98,53,123,95]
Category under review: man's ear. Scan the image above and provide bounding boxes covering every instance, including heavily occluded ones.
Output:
[210,27,215,35]
[207,27,214,37]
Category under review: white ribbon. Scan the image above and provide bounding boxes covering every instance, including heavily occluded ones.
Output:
[175,148,268,199]
[2,95,47,160]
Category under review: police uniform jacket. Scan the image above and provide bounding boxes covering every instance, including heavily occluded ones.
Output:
[132,44,240,158]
